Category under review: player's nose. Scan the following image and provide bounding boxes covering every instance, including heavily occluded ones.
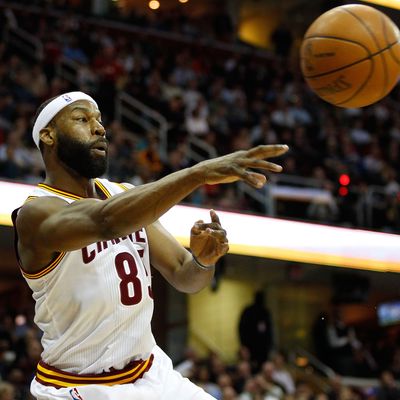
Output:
[92,120,106,137]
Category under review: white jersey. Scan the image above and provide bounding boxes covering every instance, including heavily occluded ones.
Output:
[14,178,155,375]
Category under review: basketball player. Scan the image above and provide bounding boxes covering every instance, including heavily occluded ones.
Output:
[12,91,288,400]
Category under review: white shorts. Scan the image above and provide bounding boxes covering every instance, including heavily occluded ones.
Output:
[31,346,215,400]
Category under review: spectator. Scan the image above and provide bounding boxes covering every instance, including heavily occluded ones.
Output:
[185,98,209,137]
[221,386,237,400]
[238,291,274,371]
[326,308,361,375]
[250,115,278,146]
[270,95,296,129]
[0,382,15,400]
[175,346,200,378]
[349,119,371,146]
[271,351,295,395]
[312,312,331,365]
[233,360,252,394]
[194,364,222,400]
[294,381,315,400]
[376,370,400,400]
[256,361,284,399]
[238,377,264,400]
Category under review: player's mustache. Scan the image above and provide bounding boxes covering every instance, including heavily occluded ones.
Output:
[91,138,109,150]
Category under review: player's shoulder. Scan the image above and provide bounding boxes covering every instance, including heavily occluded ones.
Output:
[16,196,68,227]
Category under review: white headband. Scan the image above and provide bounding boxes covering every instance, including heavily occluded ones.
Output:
[32,91,98,148]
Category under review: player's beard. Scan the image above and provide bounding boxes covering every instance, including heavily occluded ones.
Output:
[56,131,108,179]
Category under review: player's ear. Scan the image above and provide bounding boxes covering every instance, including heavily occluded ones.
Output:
[39,126,56,147]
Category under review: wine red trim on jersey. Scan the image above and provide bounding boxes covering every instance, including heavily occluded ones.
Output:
[35,354,154,388]
[21,252,67,279]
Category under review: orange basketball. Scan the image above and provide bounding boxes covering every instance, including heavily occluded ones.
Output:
[300,4,400,108]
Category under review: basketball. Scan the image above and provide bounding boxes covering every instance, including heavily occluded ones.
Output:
[300,4,400,108]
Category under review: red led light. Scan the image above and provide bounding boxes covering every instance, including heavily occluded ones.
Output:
[339,174,350,186]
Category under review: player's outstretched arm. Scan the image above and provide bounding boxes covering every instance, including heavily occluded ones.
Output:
[99,144,288,237]
[16,144,288,269]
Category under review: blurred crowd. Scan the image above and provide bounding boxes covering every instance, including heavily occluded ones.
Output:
[175,346,400,400]
[1,306,400,400]
[12,0,236,43]
[0,4,399,231]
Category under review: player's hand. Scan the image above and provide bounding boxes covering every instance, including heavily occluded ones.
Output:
[195,144,289,188]
[190,210,229,266]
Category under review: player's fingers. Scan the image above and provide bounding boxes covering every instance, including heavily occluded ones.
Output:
[193,226,227,241]
[239,159,283,172]
[195,222,225,232]
[242,171,267,188]
[231,166,267,188]
[220,243,230,254]
[210,209,221,225]
[246,144,289,159]
[191,220,204,235]
[204,228,228,241]
[215,242,229,257]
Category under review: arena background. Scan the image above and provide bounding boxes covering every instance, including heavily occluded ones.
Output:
[0,0,400,399]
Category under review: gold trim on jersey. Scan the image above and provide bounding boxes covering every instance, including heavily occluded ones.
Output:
[21,252,66,280]
[116,183,129,191]
[24,196,38,203]
[37,184,82,200]
[37,180,120,200]
[94,179,111,198]
[35,354,154,388]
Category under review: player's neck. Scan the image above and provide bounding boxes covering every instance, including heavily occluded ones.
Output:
[43,166,99,199]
